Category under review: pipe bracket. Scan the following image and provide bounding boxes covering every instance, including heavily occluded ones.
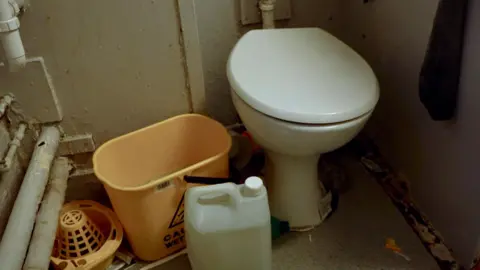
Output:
[0,16,19,32]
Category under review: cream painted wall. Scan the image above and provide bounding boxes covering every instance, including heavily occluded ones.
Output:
[1,0,192,144]
[194,0,341,124]
[337,0,480,265]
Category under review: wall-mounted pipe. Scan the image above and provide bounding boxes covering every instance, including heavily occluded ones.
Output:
[259,0,276,29]
[0,118,24,240]
[13,0,25,9]
[0,122,26,172]
[0,94,14,117]
[0,0,26,71]
[23,157,70,270]
[0,125,60,270]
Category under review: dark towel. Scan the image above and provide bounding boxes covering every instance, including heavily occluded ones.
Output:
[419,0,469,121]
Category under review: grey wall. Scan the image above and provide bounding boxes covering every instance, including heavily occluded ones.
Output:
[338,0,480,265]
[1,0,192,145]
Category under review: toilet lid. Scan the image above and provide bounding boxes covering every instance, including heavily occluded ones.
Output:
[227,28,379,124]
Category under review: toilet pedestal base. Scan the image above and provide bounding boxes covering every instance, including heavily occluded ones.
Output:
[265,151,331,230]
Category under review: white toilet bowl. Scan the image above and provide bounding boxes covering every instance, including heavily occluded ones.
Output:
[227,28,379,229]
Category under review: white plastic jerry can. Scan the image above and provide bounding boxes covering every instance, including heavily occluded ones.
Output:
[185,177,271,270]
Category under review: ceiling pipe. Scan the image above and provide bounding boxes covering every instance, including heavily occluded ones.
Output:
[0,0,26,71]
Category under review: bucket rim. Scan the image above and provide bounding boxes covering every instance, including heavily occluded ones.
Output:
[92,114,232,192]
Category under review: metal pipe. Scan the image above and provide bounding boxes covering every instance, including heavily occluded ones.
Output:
[23,157,70,270]
[0,125,60,270]
[0,122,26,172]
[259,0,276,29]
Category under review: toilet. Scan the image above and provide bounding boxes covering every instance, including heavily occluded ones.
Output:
[227,28,379,229]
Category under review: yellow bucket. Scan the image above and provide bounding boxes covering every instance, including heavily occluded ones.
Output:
[93,114,231,261]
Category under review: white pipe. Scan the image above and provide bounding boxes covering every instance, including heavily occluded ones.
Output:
[259,0,276,29]
[0,93,14,117]
[13,0,25,9]
[0,126,60,270]
[23,157,70,270]
[0,122,26,172]
[0,0,26,71]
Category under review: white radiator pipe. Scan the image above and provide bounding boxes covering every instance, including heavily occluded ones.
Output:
[23,157,70,270]
[0,0,26,71]
[0,125,61,270]
[0,94,14,117]
[14,0,25,8]
[259,0,276,29]
[0,122,26,172]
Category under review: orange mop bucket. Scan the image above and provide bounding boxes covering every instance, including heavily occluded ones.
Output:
[93,114,231,261]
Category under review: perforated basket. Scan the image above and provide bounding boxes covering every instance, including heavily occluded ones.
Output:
[51,201,123,270]
[57,209,105,259]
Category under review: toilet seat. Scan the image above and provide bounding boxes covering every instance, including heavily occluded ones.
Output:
[227,28,379,124]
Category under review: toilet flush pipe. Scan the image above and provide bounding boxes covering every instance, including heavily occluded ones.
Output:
[0,0,26,71]
[0,125,60,270]
[259,0,276,29]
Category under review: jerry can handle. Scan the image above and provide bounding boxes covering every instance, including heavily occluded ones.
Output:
[186,182,241,208]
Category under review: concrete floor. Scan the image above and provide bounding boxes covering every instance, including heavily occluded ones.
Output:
[127,156,439,270]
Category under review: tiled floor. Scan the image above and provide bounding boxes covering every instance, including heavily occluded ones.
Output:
[128,154,439,270]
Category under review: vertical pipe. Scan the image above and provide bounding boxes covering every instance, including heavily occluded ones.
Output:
[0,126,60,270]
[259,0,276,29]
[0,0,13,20]
[0,94,14,117]
[0,119,24,239]
[0,0,26,71]
[0,123,27,172]
[23,157,70,270]
[13,0,25,9]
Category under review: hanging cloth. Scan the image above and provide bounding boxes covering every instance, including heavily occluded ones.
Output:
[419,0,469,120]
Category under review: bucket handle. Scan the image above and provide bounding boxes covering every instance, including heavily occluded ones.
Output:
[186,183,241,208]
[184,175,241,185]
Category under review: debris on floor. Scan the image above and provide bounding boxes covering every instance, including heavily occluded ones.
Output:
[385,238,411,261]
[350,135,460,269]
